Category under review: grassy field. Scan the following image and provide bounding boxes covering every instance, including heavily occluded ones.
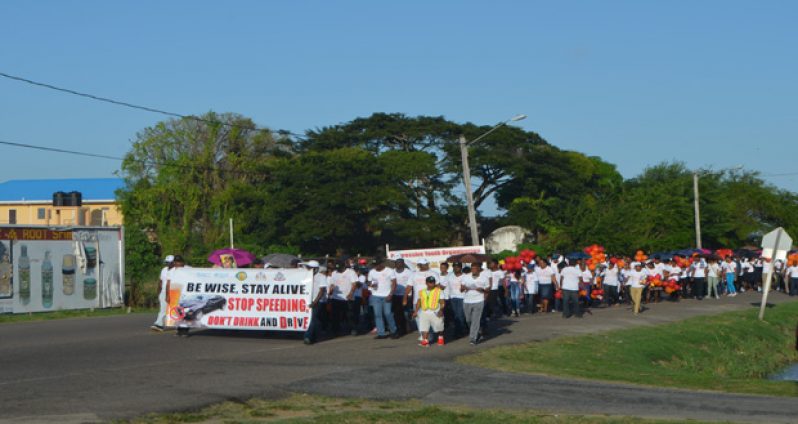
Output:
[121,393,724,424]
[461,300,798,397]
[0,307,154,324]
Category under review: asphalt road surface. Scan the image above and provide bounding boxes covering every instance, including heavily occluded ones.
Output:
[1,291,797,423]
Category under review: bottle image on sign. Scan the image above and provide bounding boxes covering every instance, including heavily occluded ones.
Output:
[0,252,11,298]
[41,251,54,308]
[18,245,31,305]
[62,254,76,295]
[84,246,97,268]
[84,277,97,300]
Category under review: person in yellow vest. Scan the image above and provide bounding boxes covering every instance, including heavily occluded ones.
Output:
[413,276,445,347]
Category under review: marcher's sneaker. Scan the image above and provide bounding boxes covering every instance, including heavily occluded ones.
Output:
[374,334,389,340]
[350,329,358,336]
[303,338,313,345]
[390,332,400,339]
[437,336,445,346]
[419,339,429,347]
[150,325,164,332]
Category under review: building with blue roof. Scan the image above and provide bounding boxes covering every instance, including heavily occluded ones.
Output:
[0,178,124,226]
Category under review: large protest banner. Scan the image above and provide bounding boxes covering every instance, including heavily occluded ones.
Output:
[386,245,486,270]
[165,267,313,332]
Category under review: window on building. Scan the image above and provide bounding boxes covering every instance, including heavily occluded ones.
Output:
[8,210,16,224]
[37,208,46,220]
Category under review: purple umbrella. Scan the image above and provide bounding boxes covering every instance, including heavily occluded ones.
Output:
[208,248,256,267]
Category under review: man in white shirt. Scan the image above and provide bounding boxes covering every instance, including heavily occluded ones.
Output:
[303,261,326,344]
[328,260,358,336]
[534,257,557,313]
[690,257,708,300]
[392,259,413,335]
[461,262,490,345]
[488,260,507,318]
[559,261,582,318]
[151,255,174,331]
[367,258,399,339]
[721,256,737,296]
[625,262,647,315]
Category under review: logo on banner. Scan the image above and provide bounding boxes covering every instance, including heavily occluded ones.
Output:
[275,272,286,282]
[235,272,247,281]
[255,272,268,281]
[169,305,186,321]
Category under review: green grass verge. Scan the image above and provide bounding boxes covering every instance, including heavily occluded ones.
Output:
[460,300,798,397]
[120,393,724,423]
[0,307,155,324]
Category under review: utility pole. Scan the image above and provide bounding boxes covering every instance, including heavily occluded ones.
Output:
[693,172,702,249]
[460,135,479,246]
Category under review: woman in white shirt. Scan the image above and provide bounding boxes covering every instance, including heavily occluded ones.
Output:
[784,262,798,296]
[721,256,737,296]
[625,263,647,315]
[706,258,721,299]
[602,261,621,306]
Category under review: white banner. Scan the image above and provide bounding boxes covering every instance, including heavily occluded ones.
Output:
[386,245,486,270]
[166,267,313,332]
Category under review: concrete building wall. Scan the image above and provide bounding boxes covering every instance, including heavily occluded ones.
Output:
[0,202,122,226]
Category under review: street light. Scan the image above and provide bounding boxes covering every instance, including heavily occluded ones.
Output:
[460,114,527,246]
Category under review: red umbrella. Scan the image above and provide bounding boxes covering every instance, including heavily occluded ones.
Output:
[208,248,256,267]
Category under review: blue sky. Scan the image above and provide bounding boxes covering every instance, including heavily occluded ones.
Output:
[1,1,796,215]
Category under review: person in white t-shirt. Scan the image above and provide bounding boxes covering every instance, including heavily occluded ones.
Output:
[721,256,738,296]
[524,264,539,313]
[303,261,326,344]
[487,260,507,318]
[690,257,708,300]
[447,262,467,337]
[151,255,174,331]
[367,258,399,339]
[559,262,583,318]
[706,258,722,299]
[328,261,359,336]
[392,259,413,335]
[461,263,490,345]
[625,263,647,315]
[601,261,621,306]
[783,262,798,296]
[534,257,557,313]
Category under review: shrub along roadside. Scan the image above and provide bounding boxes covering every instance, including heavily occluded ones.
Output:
[460,301,798,397]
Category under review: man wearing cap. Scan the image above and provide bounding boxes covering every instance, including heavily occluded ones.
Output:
[303,260,326,344]
[151,255,174,331]
[413,276,445,347]
[407,259,436,341]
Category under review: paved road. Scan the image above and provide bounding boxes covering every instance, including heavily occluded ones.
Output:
[1,291,796,423]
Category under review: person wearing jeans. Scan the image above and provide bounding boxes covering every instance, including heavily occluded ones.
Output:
[785,263,798,296]
[367,259,399,339]
[722,256,737,296]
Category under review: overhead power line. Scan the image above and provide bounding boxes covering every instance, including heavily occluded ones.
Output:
[0,70,305,139]
[0,138,275,178]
